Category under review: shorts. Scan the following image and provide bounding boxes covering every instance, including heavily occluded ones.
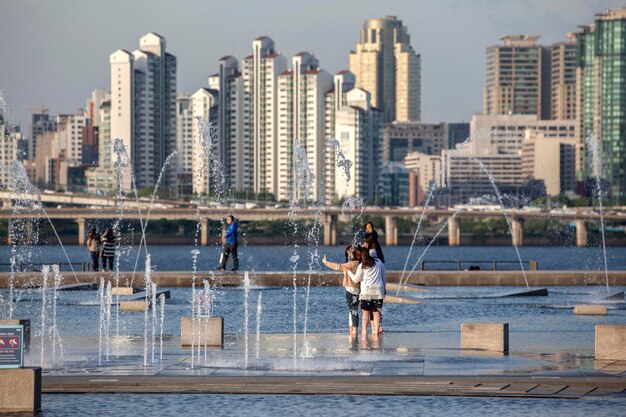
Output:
[361,299,383,313]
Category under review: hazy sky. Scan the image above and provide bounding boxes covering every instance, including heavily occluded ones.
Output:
[0,0,623,128]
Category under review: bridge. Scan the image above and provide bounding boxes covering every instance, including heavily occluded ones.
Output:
[0,190,178,209]
[1,205,624,247]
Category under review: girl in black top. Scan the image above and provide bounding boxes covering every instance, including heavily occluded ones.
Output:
[101,228,117,272]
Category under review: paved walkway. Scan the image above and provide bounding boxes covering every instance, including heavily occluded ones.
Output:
[42,374,626,398]
[38,332,626,399]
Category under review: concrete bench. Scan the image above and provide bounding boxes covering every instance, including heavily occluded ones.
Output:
[461,322,509,353]
[181,316,224,348]
[574,305,607,315]
[596,325,626,360]
[0,367,41,413]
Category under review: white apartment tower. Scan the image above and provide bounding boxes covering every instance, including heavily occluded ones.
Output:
[241,37,287,197]
[324,71,356,203]
[334,88,383,202]
[190,88,219,195]
[56,111,87,167]
[109,33,177,192]
[349,16,421,122]
[173,94,193,195]
[0,119,20,189]
[277,52,332,202]
[214,56,246,192]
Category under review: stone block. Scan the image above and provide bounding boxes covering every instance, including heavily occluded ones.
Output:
[383,294,423,304]
[461,322,509,353]
[0,367,41,413]
[596,325,626,360]
[0,319,30,352]
[119,300,148,312]
[574,305,607,315]
[111,287,136,296]
[181,316,223,348]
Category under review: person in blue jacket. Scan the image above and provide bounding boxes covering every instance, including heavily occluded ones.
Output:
[218,215,239,271]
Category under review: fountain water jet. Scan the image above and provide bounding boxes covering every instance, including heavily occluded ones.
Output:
[585,132,610,293]
[243,271,251,368]
[255,292,263,360]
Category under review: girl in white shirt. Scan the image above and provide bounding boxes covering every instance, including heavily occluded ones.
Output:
[342,247,385,337]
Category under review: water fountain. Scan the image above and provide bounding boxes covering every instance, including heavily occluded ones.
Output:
[243,271,251,368]
[397,131,531,291]
[585,132,610,293]
[255,291,263,360]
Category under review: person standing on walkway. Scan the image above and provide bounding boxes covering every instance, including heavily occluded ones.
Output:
[322,245,360,337]
[100,228,117,272]
[86,227,101,271]
[218,215,239,271]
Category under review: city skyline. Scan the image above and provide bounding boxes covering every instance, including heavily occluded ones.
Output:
[1,0,623,127]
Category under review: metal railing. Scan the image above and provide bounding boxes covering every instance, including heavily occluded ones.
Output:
[418,260,538,271]
[0,262,91,272]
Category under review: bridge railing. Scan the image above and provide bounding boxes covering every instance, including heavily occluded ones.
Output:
[0,262,91,273]
[418,259,538,271]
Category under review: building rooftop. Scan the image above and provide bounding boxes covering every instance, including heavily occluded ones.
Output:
[498,35,541,46]
[597,7,626,20]
[302,68,321,75]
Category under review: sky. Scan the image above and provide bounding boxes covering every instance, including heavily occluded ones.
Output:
[0,0,624,129]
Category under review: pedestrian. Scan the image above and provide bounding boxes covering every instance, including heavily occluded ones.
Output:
[100,228,116,272]
[363,222,385,263]
[218,215,239,271]
[363,235,387,333]
[322,245,360,337]
[85,227,101,271]
[342,247,385,337]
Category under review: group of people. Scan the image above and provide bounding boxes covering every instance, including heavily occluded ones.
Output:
[322,222,386,338]
[85,227,117,272]
[86,217,386,339]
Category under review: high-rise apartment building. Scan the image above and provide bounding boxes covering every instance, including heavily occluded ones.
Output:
[382,122,448,164]
[576,8,626,200]
[214,56,246,192]
[349,16,421,122]
[484,35,543,117]
[56,110,87,168]
[241,37,287,197]
[548,34,577,121]
[484,34,578,122]
[190,88,219,195]
[334,88,383,202]
[277,52,332,202]
[85,100,114,195]
[324,70,356,203]
[110,32,177,192]
[28,109,56,162]
[0,119,21,189]
[173,94,193,196]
